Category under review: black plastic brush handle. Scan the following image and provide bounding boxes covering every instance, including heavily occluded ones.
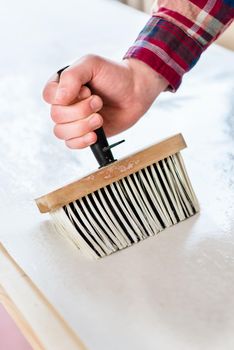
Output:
[57,66,116,168]
[90,127,115,167]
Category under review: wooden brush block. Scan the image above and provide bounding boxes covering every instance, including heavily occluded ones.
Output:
[35,133,186,213]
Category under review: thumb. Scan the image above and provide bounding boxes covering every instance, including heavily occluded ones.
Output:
[55,55,100,105]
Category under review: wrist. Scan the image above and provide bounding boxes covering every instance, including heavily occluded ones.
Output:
[123,58,169,105]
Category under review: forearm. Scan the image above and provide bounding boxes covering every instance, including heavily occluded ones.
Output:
[124,0,234,91]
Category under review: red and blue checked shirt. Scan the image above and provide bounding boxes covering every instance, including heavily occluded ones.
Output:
[124,0,234,91]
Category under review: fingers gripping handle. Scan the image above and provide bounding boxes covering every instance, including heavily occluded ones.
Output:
[57,66,123,168]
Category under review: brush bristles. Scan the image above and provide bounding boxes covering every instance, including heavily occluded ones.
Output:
[51,153,199,259]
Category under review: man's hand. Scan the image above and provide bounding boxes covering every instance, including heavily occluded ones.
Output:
[43,55,168,149]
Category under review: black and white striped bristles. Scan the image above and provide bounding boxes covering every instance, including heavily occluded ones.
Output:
[51,153,199,259]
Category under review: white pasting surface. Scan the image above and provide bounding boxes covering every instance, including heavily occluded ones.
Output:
[0,0,234,349]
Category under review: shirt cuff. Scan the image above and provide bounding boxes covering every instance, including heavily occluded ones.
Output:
[123,16,204,92]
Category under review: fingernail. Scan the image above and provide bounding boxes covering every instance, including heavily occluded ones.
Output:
[78,87,91,100]
[90,96,102,111]
[89,115,101,128]
[55,88,67,102]
[84,133,95,145]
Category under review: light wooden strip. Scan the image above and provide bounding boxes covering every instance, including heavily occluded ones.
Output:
[36,134,186,213]
[0,243,88,350]
[0,285,45,350]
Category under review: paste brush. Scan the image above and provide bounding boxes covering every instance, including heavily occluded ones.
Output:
[36,133,199,259]
[35,68,199,259]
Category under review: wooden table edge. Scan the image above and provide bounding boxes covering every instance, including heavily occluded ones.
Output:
[0,243,88,350]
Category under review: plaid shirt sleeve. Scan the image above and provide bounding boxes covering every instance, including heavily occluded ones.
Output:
[124,0,234,91]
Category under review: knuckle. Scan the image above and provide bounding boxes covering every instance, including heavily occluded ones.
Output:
[84,54,99,62]
[83,54,102,67]
[79,86,91,100]
[42,86,51,103]
[76,99,90,117]
[53,125,63,139]
[66,139,84,150]
[65,140,75,149]
[87,132,97,145]
[93,112,103,124]
[77,119,89,136]
[51,105,60,123]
